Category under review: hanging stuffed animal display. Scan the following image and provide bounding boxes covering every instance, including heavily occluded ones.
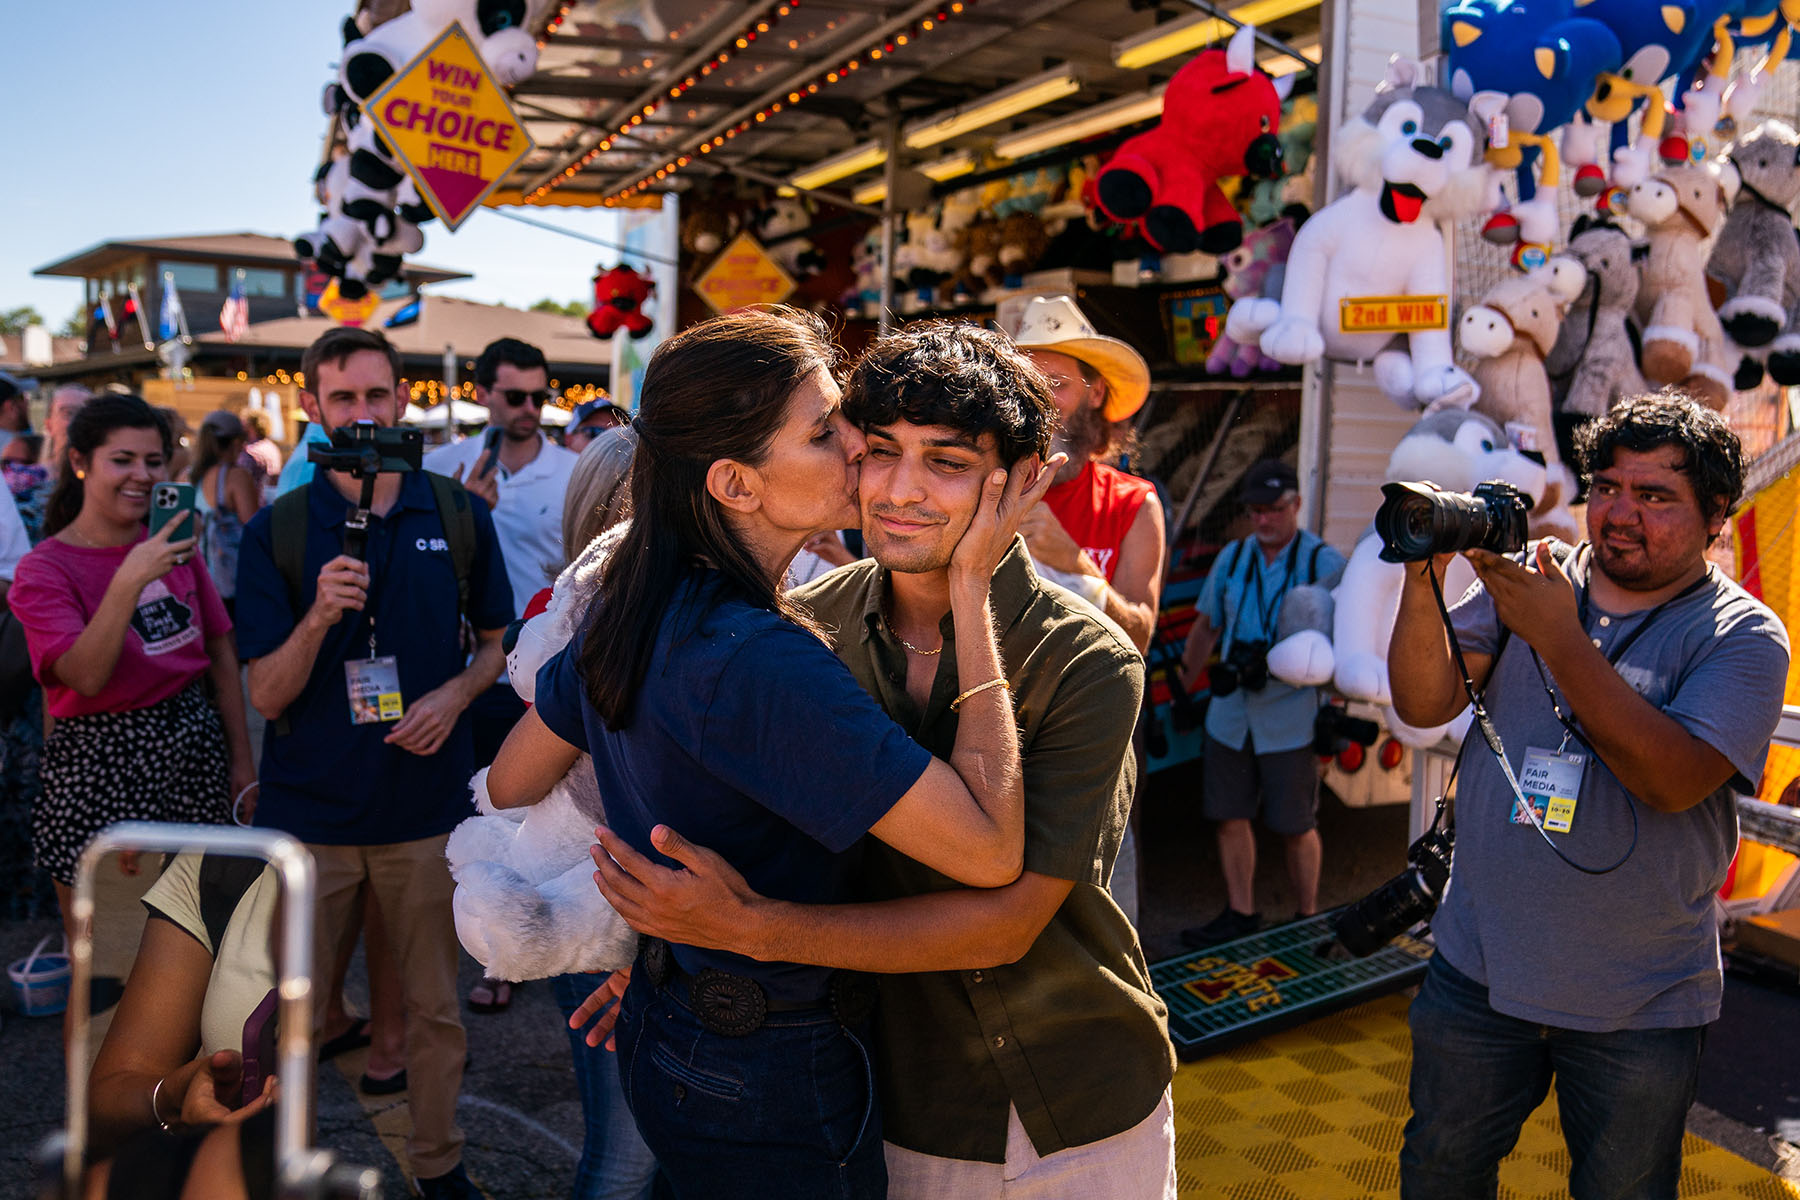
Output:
[1707,120,1800,387]
[300,1,538,299]
[1579,0,1732,190]
[1546,219,1646,418]
[586,265,656,339]
[1249,96,1318,225]
[1459,258,1588,542]
[755,195,824,280]
[1444,0,1623,154]
[1722,0,1800,122]
[1225,56,1491,408]
[1629,161,1736,407]
[1207,218,1298,378]
[1094,23,1291,254]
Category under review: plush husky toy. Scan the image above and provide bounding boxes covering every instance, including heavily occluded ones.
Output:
[1226,56,1491,408]
[1331,409,1548,747]
[446,528,638,982]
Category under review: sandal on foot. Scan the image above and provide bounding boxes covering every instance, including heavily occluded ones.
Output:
[467,977,513,1014]
[360,1068,408,1095]
[319,1019,374,1062]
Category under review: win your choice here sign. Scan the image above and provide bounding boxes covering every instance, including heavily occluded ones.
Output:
[363,22,535,230]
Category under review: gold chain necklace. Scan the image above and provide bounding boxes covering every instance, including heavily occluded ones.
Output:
[882,594,942,656]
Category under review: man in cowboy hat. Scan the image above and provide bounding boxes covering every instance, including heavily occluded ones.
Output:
[1013,295,1166,926]
[1011,294,1164,653]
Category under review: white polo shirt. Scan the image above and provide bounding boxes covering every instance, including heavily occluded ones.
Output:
[423,431,578,616]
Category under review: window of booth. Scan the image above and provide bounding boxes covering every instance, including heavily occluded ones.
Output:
[238,268,289,298]
[161,261,220,293]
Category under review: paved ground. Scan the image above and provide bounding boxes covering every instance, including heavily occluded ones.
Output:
[1,768,1792,1197]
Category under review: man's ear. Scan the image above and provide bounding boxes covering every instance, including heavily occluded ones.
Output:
[706,458,763,515]
[299,391,323,427]
[1088,376,1108,413]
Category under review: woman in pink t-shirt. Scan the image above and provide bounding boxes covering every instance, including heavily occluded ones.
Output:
[8,396,253,940]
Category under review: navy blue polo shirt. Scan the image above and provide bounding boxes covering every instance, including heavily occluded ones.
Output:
[534,572,931,1006]
[236,470,513,845]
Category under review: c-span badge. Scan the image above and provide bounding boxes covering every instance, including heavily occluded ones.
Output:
[362,22,535,230]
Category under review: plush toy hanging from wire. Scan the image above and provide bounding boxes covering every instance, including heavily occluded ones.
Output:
[296,2,539,301]
[587,264,657,339]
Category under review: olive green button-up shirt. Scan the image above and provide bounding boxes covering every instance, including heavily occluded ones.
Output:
[794,541,1176,1163]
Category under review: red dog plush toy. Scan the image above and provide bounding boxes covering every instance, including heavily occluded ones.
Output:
[1095,23,1292,254]
[586,265,655,339]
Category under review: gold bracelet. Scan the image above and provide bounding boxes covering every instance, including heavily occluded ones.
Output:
[949,677,1010,712]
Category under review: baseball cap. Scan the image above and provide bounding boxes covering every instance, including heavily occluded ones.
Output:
[1239,459,1298,504]
[571,398,629,429]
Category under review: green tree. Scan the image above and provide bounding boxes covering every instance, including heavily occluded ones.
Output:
[0,306,45,337]
[55,304,87,340]
[529,298,587,317]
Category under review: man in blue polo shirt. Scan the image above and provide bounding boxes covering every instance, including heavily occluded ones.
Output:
[1179,459,1346,945]
[236,327,511,1200]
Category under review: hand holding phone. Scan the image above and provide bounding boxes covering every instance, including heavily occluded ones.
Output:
[148,481,199,540]
[239,986,279,1109]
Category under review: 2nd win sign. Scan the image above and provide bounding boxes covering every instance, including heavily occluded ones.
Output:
[364,23,534,231]
[1338,294,1449,335]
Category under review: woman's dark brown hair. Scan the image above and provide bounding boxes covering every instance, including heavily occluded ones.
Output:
[579,306,838,728]
[45,394,172,536]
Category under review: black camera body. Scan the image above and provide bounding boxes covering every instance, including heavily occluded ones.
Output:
[1375,479,1531,564]
[1313,704,1380,756]
[1210,639,1270,697]
[307,422,423,479]
[1332,824,1454,956]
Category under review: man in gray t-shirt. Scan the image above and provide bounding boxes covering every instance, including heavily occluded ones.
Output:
[1387,395,1789,1200]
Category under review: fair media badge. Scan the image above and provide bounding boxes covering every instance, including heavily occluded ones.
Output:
[346,656,405,725]
[1512,746,1584,834]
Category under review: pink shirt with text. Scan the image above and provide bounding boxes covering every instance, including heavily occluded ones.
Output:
[10,534,231,718]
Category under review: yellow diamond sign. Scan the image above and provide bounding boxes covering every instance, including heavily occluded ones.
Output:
[363,22,534,231]
[694,233,797,314]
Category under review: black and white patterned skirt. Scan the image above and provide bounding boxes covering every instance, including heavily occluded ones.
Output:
[34,681,231,885]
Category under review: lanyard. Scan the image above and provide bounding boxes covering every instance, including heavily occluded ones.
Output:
[1528,544,1711,755]
[356,504,406,660]
[1241,535,1301,643]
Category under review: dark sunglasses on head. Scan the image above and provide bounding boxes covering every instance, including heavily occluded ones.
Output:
[499,388,554,408]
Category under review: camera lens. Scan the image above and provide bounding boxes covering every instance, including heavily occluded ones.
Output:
[1375,480,1531,563]
[1210,661,1240,697]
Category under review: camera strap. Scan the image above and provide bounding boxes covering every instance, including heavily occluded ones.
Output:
[1425,558,1635,876]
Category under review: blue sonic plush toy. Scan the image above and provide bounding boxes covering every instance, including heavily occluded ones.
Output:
[1580,0,1734,190]
[1444,0,1621,146]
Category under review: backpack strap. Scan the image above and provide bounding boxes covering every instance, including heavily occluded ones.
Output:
[196,853,265,955]
[272,487,310,619]
[1307,539,1323,585]
[425,471,475,618]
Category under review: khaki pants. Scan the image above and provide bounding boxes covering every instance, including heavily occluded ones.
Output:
[885,1089,1177,1199]
[310,835,465,1178]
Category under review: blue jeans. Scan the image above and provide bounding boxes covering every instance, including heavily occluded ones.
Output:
[615,969,884,1199]
[1401,954,1706,1200]
[552,973,659,1200]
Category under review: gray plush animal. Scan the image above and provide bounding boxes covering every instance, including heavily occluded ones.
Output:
[1707,120,1800,388]
[1547,220,1646,418]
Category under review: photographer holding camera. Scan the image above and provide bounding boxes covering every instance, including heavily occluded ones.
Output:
[1388,394,1789,1200]
[1179,460,1345,946]
[236,327,513,1200]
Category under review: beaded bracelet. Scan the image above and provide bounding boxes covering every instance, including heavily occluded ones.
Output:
[949,677,1010,712]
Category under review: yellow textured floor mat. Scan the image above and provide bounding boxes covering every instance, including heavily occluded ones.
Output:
[1173,992,1798,1199]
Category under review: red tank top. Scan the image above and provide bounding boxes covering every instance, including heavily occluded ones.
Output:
[1042,461,1155,581]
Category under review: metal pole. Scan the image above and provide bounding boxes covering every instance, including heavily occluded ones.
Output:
[443,343,457,440]
[877,114,901,334]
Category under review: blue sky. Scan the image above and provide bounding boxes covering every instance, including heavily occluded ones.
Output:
[4,1,620,329]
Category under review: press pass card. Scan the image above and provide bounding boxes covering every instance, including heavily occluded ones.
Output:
[1512,746,1583,834]
[346,656,405,724]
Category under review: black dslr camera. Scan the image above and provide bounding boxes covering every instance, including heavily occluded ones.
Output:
[307,422,422,479]
[1332,820,1454,956]
[1209,640,1270,697]
[1374,479,1531,564]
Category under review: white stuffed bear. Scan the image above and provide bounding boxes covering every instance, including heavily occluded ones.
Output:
[1226,56,1492,408]
[1331,409,1548,748]
[1266,583,1336,688]
[446,527,638,982]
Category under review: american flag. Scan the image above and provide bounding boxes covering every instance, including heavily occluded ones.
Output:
[220,271,249,342]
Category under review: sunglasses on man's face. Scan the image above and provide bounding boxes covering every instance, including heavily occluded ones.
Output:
[499,389,554,408]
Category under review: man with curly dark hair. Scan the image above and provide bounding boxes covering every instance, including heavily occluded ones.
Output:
[1389,391,1789,1199]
